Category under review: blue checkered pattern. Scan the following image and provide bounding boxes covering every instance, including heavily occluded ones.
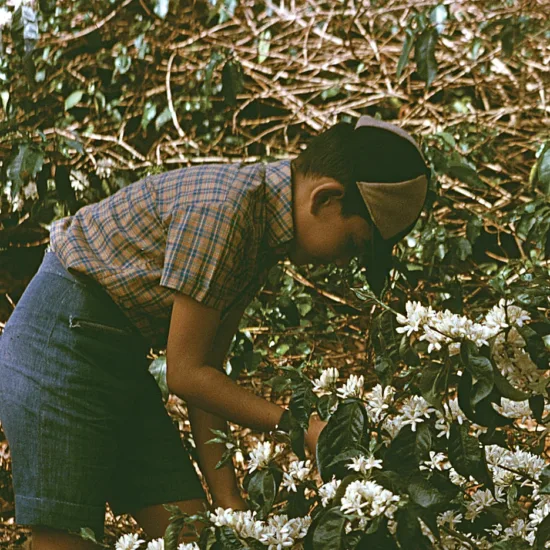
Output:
[50,160,293,347]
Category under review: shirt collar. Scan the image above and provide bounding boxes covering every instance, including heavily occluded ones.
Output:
[264,159,294,249]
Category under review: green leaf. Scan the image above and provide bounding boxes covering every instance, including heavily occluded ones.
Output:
[141,100,157,130]
[215,526,247,549]
[65,90,84,111]
[222,59,244,107]
[446,163,488,189]
[492,539,532,550]
[539,465,550,495]
[529,395,545,423]
[397,28,415,79]
[79,527,98,543]
[493,369,530,401]
[384,425,423,473]
[308,506,347,550]
[407,475,448,510]
[418,363,446,410]
[533,143,550,194]
[414,27,438,86]
[164,517,185,550]
[317,401,368,481]
[535,513,550,549]
[245,469,278,519]
[290,383,315,430]
[465,216,485,249]
[448,422,494,491]
[154,0,170,19]
[396,505,433,549]
[7,143,44,196]
[517,325,549,370]
[460,341,494,406]
[149,356,169,402]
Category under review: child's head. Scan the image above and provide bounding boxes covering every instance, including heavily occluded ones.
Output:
[289,116,430,293]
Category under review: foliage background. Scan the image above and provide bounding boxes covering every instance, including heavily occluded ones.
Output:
[0,0,549,547]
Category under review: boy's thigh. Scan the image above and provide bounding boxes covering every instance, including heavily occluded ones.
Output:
[109,371,206,519]
[0,267,150,539]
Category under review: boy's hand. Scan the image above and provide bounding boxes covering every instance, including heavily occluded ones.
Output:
[305,413,327,457]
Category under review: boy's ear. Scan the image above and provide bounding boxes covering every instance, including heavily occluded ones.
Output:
[310,181,345,215]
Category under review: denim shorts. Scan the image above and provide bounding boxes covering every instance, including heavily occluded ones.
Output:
[0,251,205,539]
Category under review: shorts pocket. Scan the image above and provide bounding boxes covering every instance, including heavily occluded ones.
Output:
[68,316,134,337]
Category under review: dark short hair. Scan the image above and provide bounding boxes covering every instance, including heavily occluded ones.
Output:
[291,121,428,219]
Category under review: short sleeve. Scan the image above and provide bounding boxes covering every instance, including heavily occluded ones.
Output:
[160,203,247,311]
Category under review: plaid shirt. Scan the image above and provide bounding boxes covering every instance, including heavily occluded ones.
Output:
[50,160,293,347]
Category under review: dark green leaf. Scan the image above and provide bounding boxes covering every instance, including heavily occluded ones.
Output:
[164,517,185,550]
[530,395,545,423]
[492,539,532,550]
[518,325,549,370]
[418,363,446,410]
[215,526,247,549]
[446,163,488,189]
[222,59,244,107]
[448,422,494,492]
[493,368,530,401]
[539,465,550,495]
[317,401,368,481]
[7,143,44,197]
[397,28,415,79]
[384,425,419,473]
[396,505,433,549]
[317,393,338,422]
[466,216,483,244]
[246,469,278,519]
[534,143,550,194]
[290,383,315,430]
[309,506,347,550]
[535,513,550,549]
[408,475,448,509]
[414,27,438,86]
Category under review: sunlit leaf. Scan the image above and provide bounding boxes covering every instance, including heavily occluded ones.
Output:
[415,27,438,86]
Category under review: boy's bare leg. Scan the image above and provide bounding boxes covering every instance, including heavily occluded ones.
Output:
[131,498,208,541]
[31,527,102,550]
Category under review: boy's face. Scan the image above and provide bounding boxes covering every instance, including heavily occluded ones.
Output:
[288,175,373,267]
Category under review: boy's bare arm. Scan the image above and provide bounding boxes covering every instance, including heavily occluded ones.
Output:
[186,302,248,507]
[166,292,285,431]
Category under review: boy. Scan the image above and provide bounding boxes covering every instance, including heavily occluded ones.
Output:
[0,116,429,549]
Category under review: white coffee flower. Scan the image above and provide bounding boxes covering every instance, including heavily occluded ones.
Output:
[493,398,532,423]
[464,489,496,521]
[420,451,449,472]
[396,301,434,336]
[364,384,395,423]
[340,480,400,519]
[437,510,463,528]
[319,477,341,506]
[0,7,12,28]
[399,395,434,432]
[347,454,383,474]
[281,460,312,492]
[247,441,281,472]
[116,533,145,550]
[337,374,364,399]
[146,539,164,550]
[434,398,466,439]
[178,544,200,550]
[312,367,339,396]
